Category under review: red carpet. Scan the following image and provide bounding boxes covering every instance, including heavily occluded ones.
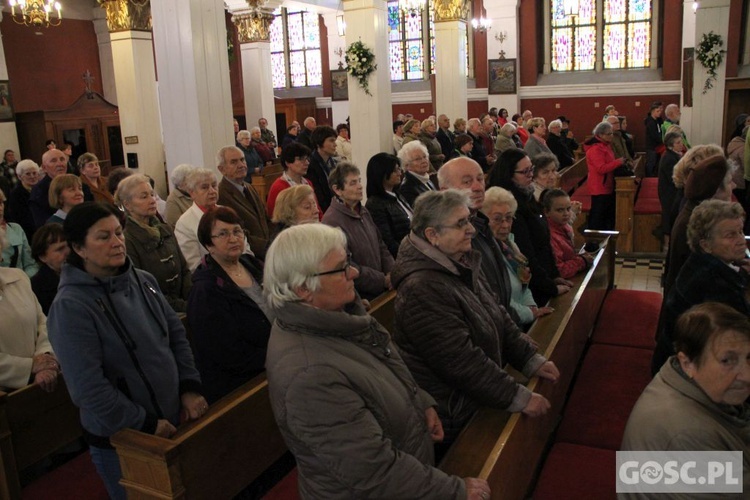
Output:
[533,443,616,500]
[21,452,108,500]
[590,289,660,350]
[555,344,653,450]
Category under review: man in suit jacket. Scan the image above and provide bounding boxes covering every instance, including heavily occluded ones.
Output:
[436,114,455,159]
[217,146,272,259]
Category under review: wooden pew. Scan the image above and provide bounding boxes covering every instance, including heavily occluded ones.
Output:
[251,163,283,204]
[557,156,588,195]
[0,380,82,500]
[439,230,617,500]
[368,290,396,334]
[112,374,287,499]
[614,156,662,253]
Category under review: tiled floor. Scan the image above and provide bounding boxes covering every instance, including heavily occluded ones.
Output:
[614,257,664,294]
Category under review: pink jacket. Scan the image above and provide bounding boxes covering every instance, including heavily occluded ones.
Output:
[584,138,623,196]
[548,219,587,279]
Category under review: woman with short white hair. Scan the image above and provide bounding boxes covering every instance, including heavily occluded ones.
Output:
[165,163,197,228]
[263,223,489,500]
[398,141,437,207]
[494,123,517,155]
[7,159,41,242]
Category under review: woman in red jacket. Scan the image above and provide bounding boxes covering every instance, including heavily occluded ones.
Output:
[584,121,630,230]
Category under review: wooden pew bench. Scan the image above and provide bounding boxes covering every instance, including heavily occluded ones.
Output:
[438,230,617,500]
[615,156,662,253]
[250,162,283,205]
[0,380,105,500]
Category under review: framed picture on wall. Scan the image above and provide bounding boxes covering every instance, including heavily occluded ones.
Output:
[0,81,14,122]
[488,59,517,95]
[331,70,349,101]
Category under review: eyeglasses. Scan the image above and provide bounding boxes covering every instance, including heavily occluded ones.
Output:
[514,168,534,176]
[411,155,429,162]
[294,156,310,163]
[312,253,354,278]
[211,228,245,241]
[492,214,515,224]
[440,217,473,231]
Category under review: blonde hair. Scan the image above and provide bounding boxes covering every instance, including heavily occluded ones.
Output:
[672,144,723,189]
[49,174,82,209]
[272,185,315,225]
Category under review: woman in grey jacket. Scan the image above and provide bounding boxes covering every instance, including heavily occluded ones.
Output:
[264,223,490,500]
[47,202,206,500]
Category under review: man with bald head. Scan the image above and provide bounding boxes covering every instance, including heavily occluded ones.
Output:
[29,149,92,228]
[297,116,317,150]
[438,157,517,323]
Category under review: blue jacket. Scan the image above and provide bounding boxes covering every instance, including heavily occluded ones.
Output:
[47,259,201,447]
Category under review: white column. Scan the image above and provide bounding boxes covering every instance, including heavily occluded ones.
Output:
[240,43,277,136]
[322,13,350,126]
[151,0,234,179]
[92,8,118,105]
[690,0,730,146]
[110,31,166,194]
[435,20,468,122]
[0,11,20,160]
[485,0,519,114]
[343,0,393,174]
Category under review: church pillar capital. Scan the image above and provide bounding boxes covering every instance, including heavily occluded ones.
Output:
[232,10,275,43]
[97,0,152,32]
[433,0,470,22]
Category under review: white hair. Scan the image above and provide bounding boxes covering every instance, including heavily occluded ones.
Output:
[15,159,40,177]
[264,223,348,309]
[183,167,217,193]
[237,129,251,141]
[170,164,197,190]
[250,126,261,135]
[548,119,563,130]
[397,141,429,170]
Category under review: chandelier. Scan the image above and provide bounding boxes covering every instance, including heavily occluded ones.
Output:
[399,0,425,18]
[8,0,63,28]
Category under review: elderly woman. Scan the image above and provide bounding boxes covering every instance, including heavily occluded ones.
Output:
[364,153,412,258]
[271,184,320,236]
[7,159,40,242]
[263,223,489,500]
[664,153,733,295]
[322,162,394,300]
[0,229,59,393]
[236,129,263,176]
[187,207,272,404]
[165,164,197,228]
[30,223,69,315]
[453,117,467,135]
[47,202,206,500]
[46,174,85,225]
[583,121,629,230]
[547,119,574,168]
[657,131,684,237]
[117,174,192,313]
[266,142,320,219]
[524,117,553,159]
[401,118,421,146]
[488,148,573,306]
[653,199,750,374]
[78,153,114,204]
[624,302,750,494]
[481,187,553,328]
[398,141,438,207]
[249,126,275,164]
[334,123,352,161]
[451,134,474,159]
[531,152,560,202]
[494,122,518,155]
[391,190,560,443]
[542,189,593,279]
[0,189,37,277]
[418,118,446,171]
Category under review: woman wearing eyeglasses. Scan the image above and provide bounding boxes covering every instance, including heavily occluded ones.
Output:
[391,189,559,445]
[266,142,321,220]
[264,223,490,499]
[187,207,272,404]
[583,121,629,231]
[487,148,573,307]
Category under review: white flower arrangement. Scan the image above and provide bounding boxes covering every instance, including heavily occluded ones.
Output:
[345,40,377,96]
[695,31,726,94]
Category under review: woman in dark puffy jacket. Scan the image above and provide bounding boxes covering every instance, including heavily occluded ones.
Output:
[364,153,412,257]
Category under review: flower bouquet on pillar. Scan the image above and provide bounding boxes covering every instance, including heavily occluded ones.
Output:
[345,40,377,96]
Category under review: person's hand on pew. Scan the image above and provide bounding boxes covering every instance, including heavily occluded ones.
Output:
[424,407,444,443]
[530,306,554,319]
[521,393,551,418]
[34,368,58,392]
[180,391,210,421]
[155,419,177,438]
[554,277,574,296]
[534,361,560,384]
[32,353,60,392]
[571,200,583,216]
[464,477,491,500]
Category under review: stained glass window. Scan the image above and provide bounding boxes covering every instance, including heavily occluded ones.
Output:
[550,0,651,72]
[270,8,322,89]
[387,0,469,82]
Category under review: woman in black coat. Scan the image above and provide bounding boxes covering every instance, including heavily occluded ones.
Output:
[187,207,273,403]
[364,153,413,257]
[487,148,573,306]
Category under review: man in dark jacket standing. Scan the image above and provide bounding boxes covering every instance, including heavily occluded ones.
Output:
[436,114,455,159]
[467,118,493,173]
[305,126,338,213]
[297,116,317,150]
[437,157,519,325]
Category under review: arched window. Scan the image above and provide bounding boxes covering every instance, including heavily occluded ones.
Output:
[550,0,652,72]
[387,1,470,82]
[270,8,322,89]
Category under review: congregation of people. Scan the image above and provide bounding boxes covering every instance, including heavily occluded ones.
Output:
[1,103,749,499]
